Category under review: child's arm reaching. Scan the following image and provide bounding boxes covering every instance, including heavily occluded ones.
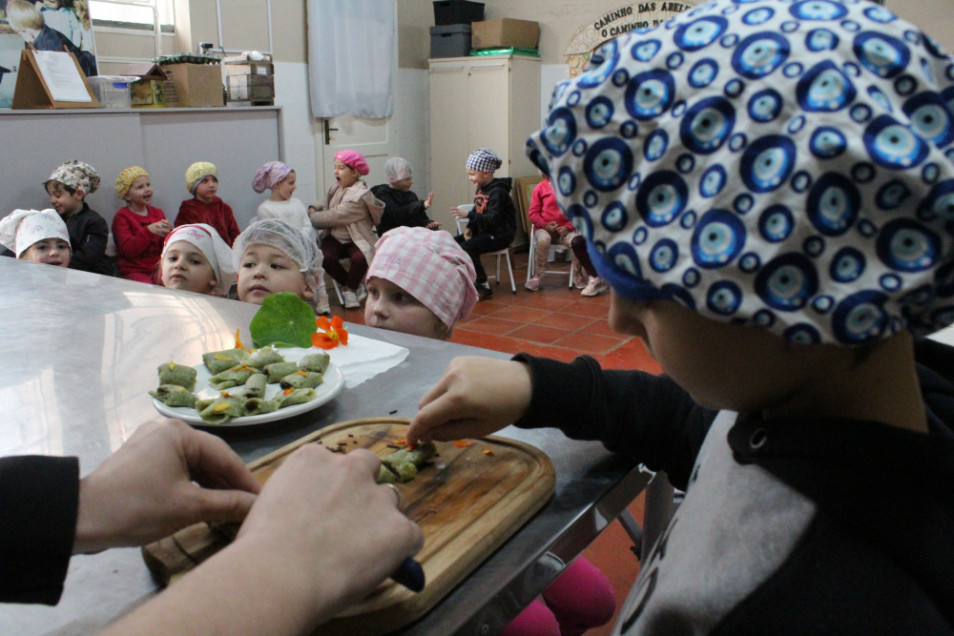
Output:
[309,187,383,229]
[409,354,714,490]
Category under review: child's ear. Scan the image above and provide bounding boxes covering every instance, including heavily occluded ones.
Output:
[208,277,218,292]
[303,287,315,301]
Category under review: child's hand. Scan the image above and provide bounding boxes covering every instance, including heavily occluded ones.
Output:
[554,225,569,237]
[423,192,434,209]
[149,220,173,237]
[545,221,560,233]
[407,357,533,447]
[426,221,442,230]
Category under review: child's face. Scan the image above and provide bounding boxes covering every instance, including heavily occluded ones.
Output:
[194,176,218,203]
[609,294,807,414]
[46,182,85,217]
[364,277,447,340]
[41,0,60,8]
[467,169,493,188]
[161,242,217,295]
[334,161,359,189]
[391,177,413,192]
[272,171,297,201]
[20,238,71,267]
[237,244,314,305]
[124,175,154,209]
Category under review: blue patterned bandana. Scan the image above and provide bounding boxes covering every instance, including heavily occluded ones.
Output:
[527,0,954,345]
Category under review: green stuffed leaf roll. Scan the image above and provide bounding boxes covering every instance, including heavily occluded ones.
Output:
[198,396,245,424]
[247,347,285,369]
[264,361,299,384]
[149,384,197,408]
[243,397,279,415]
[298,352,331,374]
[279,370,325,390]
[276,388,316,408]
[202,348,250,374]
[243,373,268,397]
[157,362,197,391]
[208,365,258,391]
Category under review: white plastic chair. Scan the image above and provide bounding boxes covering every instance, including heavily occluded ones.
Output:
[456,204,516,294]
[527,236,575,289]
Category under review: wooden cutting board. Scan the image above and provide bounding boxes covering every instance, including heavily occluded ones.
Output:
[142,417,555,635]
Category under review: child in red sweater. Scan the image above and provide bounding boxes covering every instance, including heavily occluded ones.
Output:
[111,166,171,283]
[175,162,240,246]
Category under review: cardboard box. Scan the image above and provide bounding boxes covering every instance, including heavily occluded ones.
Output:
[122,62,168,107]
[430,24,472,58]
[161,63,224,108]
[224,55,274,78]
[471,19,540,50]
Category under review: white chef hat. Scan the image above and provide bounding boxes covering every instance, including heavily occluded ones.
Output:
[161,223,237,295]
[0,209,71,258]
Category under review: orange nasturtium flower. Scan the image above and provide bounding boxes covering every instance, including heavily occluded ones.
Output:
[234,328,245,350]
[312,315,349,349]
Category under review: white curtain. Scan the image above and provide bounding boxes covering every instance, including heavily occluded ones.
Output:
[307,0,395,119]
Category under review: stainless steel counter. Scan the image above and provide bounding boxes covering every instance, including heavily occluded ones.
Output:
[0,258,648,635]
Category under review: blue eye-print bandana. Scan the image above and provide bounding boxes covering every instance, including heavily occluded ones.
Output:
[527,0,954,346]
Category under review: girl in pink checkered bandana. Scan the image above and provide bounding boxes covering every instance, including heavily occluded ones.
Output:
[364,226,478,339]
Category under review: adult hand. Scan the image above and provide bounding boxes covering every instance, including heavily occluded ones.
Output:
[423,192,434,209]
[101,445,422,635]
[74,419,259,554]
[407,357,533,447]
[233,445,423,626]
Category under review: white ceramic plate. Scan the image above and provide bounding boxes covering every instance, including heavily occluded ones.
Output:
[151,348,344,427]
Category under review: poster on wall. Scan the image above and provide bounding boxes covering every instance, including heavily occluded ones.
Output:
[0,0,97,108]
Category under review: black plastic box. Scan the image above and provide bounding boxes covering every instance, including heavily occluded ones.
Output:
[430,24,472,58]
[433,1,484,26]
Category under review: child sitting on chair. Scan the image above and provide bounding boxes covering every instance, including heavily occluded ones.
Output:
[309,150,384,310]
[0,208,71,267]
[112,166,172,284]
[234,218,327,310]
[525,176,606,297]
[176,162,241,247]
[408,0,954,631]
[158,223,235,296]
[371,157,439,236]
[44,159,114,276]
[452,148,516,301]
[366,225,616,636]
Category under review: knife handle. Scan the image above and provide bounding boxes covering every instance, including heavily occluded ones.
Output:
[390,557,425,592]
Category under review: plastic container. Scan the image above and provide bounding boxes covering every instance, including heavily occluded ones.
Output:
[430,24,472,58]
[88,76,136,109]
[433,1,484,26]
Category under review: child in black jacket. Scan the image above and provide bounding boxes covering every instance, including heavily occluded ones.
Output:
[452,148,516,300]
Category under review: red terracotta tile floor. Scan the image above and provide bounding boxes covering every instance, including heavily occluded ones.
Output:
[332,248,661,635]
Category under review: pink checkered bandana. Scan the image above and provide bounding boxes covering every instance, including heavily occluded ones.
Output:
[367,226,478,328]
[466,148,502,173]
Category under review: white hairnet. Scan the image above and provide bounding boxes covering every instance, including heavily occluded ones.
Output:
[232,219,322,295]
[383,157,413,184]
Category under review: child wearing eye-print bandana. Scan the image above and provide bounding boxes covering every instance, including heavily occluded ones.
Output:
[408,1,954,633]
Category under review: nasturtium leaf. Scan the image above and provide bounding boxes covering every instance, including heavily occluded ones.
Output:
[249,292,315,349]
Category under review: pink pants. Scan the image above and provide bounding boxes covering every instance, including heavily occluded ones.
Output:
[499,557,616,636]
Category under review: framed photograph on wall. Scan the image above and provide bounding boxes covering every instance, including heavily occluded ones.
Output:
[0,0,98,108]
